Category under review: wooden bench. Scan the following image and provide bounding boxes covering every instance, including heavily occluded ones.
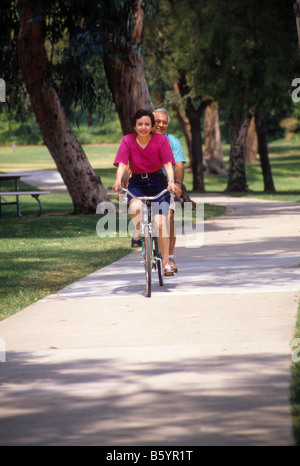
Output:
[0,191,51,218]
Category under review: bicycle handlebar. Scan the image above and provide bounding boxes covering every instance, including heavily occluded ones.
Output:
[117,186,172,201]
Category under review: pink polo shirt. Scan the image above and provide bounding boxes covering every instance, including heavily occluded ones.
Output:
[113,133,175,174]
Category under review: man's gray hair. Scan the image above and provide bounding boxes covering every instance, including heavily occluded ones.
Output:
[154,108,170,124]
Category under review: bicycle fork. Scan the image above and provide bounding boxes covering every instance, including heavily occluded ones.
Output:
[141,201,154,266]
[141,202,163,275]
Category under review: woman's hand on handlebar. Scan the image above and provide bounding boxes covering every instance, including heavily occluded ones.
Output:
[167,180,176,194]
[112,181,121,193]
[112,181,124,202]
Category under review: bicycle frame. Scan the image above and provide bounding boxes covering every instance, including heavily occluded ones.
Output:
[118,187,171,297]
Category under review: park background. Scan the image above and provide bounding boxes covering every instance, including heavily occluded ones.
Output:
[1,0,300,444]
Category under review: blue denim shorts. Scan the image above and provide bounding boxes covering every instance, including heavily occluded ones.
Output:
[128,173,171,216]
[128,173,170,202]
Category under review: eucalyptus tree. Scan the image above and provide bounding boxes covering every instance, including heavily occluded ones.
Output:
[199,0,299,192]
[63,0,157,134]
[144,0,214,191]
[1,0,157,213]
[102,0,157,134]
[16,0,113,213]
[145,0,299,193]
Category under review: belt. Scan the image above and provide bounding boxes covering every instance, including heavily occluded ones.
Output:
[131,169,163,179]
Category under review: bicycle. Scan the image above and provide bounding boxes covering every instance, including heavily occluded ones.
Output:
[118,187,173,297]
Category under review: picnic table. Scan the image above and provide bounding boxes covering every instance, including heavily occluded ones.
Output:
[0,173,51,218]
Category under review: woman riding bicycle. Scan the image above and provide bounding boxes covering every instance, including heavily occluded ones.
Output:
[112,108,176,275]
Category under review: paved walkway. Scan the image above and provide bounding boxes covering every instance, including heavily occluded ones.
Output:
[0,180,299,445]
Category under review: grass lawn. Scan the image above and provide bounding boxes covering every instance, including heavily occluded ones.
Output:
[0,213,132,320]
[0,189,224,320]
[0,144,225,321]
[190,140,300,202]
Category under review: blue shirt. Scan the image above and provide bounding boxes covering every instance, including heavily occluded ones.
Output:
[166,133,186,164]
[162,133,186,177]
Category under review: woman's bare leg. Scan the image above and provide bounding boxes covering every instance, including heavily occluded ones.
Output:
[154,213,171,269]
[129,199,142,240]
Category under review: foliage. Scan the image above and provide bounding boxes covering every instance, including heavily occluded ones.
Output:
[144,0,208,110]
[0,1,159,123]
[0,1,29,118]
[1,0,299,141]
[145,0,300,123]
[143,0,300,193]
[191,0,299,121]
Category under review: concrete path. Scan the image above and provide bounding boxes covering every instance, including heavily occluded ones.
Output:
[0,187,300,446]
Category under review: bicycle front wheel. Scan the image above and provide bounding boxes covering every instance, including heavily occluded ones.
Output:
[143,225,152,297]
[153,237,164,287]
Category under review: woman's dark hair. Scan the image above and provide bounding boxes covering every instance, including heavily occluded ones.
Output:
[131,109,155,128]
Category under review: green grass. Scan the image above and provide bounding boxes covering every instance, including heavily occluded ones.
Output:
[291,303,300,446]
[204,140,300,202]
[0,143,119,171]
[0,109,124,145]
[0,212,132,320]
[0,181,132,319]
[0,158,224,321]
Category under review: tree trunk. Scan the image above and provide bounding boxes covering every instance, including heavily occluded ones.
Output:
[173,82,192,165]
[294,0,300,46]
[203,103,226,174]
[245,116,258,163]
[103,0,153,135]
[185,97,205,192]
[176,71,207,191]
[226,117,251,192]
[255,115,276,192]
[17,0,110,214]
